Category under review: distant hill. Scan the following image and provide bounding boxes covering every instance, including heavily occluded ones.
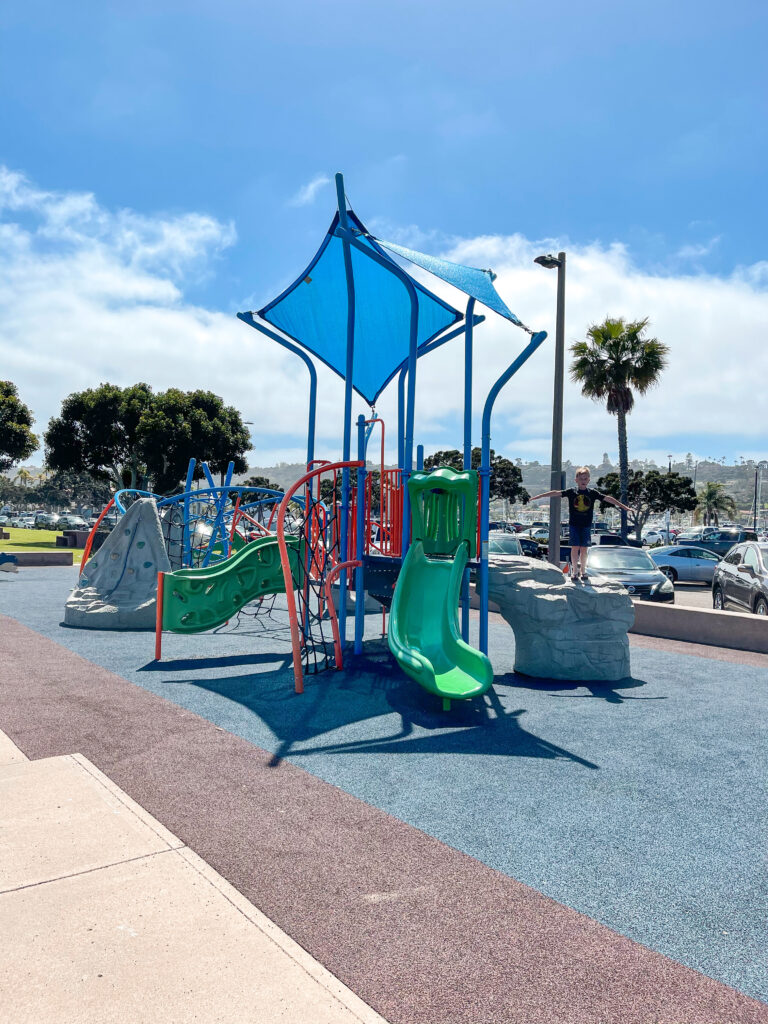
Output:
[6,455,765,517]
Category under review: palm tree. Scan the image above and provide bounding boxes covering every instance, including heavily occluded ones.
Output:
[695,481,737,526]
[570,317,669,538]
[13,468,32,488]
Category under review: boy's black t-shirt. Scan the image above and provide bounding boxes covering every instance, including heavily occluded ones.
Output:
[562,487,604,527]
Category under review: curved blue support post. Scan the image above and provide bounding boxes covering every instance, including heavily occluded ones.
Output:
[236,313,317,471]
[478,330,548,654]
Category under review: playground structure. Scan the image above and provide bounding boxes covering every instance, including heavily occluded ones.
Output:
[238,172,548,699]
[79,172,549,705]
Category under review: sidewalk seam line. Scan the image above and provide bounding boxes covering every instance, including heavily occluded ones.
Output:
[0,846,181,896]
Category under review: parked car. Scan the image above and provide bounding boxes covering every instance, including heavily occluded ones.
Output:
[59,514,89,529]
[585,545,675,602]
[11,515,35,528]
[642,527,674,546]
[678,527,757,558]
[524,527,550,543]
[649,545,721,584]
[712,542,768,615]
[487,532,524,559]
[35,513,61,529]
[0,515,9,527]
[487,521,516,534]
[514,534,543,558]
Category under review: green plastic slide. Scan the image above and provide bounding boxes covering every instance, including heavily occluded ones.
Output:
[161,534,303,634]
[388,539,493,708]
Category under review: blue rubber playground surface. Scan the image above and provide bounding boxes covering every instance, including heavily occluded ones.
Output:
[2,565,767,1007]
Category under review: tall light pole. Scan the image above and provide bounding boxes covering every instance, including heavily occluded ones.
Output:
[534,251,566,566]
[758,462,768,533]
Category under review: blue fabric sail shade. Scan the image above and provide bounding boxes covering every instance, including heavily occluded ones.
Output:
[256,211,462,406]
[372,237,524,327]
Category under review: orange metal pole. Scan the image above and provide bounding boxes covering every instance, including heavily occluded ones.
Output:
[80,497,116,577]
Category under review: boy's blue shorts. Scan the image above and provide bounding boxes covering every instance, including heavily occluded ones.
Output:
[569,524,592,547]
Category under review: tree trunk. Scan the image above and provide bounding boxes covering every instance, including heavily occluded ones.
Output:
[617,408,629,540]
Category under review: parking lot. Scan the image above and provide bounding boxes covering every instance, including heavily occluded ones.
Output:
[671,582,713,609]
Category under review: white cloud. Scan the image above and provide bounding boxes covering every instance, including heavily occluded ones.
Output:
[675,236,721,260]
[287,174,331,207]
[2,166,767,476]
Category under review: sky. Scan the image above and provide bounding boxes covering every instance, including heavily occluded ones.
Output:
[1,0,767,471]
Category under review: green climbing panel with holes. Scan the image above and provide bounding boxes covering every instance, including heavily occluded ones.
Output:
[160,535,304,634]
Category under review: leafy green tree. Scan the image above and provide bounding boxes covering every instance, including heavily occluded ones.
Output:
[423,448,529,504]
[44,383,154,490]
[695,481,738,526]
[138,389,250,493]
[571,317,668,538]
[597,470,697,540]
[0,381,38,472]
[45,384,250,495]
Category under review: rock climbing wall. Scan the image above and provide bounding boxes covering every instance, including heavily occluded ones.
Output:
[487,555,634,681]
[64,498,172,630]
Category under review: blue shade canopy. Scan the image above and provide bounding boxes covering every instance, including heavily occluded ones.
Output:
[371,237,524,326]
[255,211,462,406]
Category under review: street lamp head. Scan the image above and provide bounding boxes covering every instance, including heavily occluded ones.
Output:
[534,254,561,270]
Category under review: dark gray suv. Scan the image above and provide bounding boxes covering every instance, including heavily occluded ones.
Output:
[712,543,768,615]
[680,527,757,558]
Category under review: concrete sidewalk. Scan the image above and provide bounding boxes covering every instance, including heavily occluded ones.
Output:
[0,730,387,1024]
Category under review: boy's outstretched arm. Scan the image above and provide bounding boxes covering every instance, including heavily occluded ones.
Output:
[529,489,563,501]
[603,495,633,513]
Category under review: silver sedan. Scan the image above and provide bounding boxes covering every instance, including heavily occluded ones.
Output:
[649,545,721,584]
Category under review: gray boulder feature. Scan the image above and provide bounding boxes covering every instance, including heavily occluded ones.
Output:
[65,498,171,630]
[487,555,634,681]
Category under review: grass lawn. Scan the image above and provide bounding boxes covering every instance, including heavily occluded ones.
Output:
[0,528,85,565]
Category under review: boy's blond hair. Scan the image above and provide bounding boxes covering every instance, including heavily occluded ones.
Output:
[575,466,591,478]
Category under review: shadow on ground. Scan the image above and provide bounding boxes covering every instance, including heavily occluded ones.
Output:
[128,640,661,770]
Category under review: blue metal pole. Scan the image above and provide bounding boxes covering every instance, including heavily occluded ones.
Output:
[463,298,475,470]
[462,298,475,642]
[354,414,367,654]
[416,444,424,471]
[336,173,355,650]
[479,331,548,654]
[397,367,406,470]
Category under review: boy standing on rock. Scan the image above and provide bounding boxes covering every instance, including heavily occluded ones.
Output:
[530,467,632,580]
